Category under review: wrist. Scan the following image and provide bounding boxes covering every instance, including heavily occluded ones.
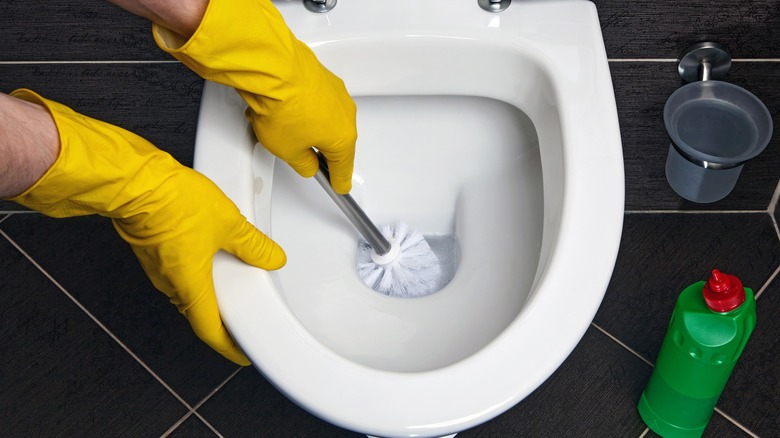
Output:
[0,91,60,198]
[106,0,208,40]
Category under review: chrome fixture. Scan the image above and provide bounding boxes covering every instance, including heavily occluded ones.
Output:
[663,42,773,203]
[304,0,336,13]
[677,42,731,82]
[479,0,511,12]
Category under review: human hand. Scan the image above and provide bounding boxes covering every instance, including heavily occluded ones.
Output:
[241,60,357,195]
[112,167,286,366]
[7,89,286,366]
[152,0,357,194]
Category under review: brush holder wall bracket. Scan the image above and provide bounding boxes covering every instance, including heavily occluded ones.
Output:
[664,42,773,203]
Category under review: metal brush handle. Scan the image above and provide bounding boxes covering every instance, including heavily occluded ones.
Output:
[313,153,392,256]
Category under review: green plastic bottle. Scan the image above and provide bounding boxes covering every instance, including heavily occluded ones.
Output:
[638,269,756,437]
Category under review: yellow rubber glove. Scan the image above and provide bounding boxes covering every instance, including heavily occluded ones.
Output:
[6,89,286,366]
[152,0,357,194]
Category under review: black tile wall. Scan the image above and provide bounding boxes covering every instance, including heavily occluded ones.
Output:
[0,0,165,61]
[613,62,780,211]
[1,0,778,437]
[592,0,780,59]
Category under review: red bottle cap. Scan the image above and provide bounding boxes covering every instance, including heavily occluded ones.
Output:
[703,269,746,312]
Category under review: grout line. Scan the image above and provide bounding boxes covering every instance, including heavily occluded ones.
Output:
[732,58,780,62]
[188,367,242,437]
[191,367,243,410]
[714,408,760,438]
[592,322,764,437]
[0,228,194,411]
[608,58,677,62]
[0,210,39,215]
[2,59,777,66]
[768,180,780,214]
[192,411,226,438]
[159,412,196,438]
[0,214,9,225]
[768,181,780,241]
[160,367,242,438]
[772,214,780,243]
[754,264,780,301]
[591,322,654,367]
[625,210,766,215]
[0,60,179,65]
[607,58,780,63]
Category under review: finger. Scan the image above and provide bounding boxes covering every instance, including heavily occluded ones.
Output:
[319,141,356,195]
[326,158,353,194]
[283,147,320,179]
[224,220,287,271]
[184,290,251,366]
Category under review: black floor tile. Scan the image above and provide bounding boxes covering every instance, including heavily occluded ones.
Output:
[460,327,649,437]
[167,415,219,438]
[718,273,780,436]
[0,63,203,213]
[0,0,166,62]
[592,0,780,59]
[0,233,187,435]
[595,213,780,362]
[0,214,241,406]
[646,414,754,438]
[611,62,780,211]
[198,368,363,438]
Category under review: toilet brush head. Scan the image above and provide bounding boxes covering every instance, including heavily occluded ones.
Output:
[357,222,442,298]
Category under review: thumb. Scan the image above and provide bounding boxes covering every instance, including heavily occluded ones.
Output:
[224,220,287,271]
[282,147,320,179]
[184,291,251,366]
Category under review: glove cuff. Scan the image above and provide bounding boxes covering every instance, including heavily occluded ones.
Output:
[152,0,316,117]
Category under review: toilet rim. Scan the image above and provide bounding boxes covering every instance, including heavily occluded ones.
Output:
[204,69,622,437]
[196,1,624,435]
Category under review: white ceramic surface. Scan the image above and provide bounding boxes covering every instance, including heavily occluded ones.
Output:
[193,1,624,437]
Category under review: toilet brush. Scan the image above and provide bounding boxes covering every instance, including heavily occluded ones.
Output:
[313,153,442,298]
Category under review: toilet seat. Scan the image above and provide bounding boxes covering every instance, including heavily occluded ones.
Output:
[194,1,624,436]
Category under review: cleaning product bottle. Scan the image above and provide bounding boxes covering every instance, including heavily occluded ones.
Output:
[638,269,756,437]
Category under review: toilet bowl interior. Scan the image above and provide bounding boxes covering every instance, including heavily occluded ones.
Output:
[256,92,545,372]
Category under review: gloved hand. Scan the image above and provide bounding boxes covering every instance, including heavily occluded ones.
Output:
[152,0,357,194]
[6,89,286,366]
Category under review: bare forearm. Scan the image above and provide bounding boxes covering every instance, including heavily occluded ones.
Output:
[105,0,208,38]
[0,92,59,198]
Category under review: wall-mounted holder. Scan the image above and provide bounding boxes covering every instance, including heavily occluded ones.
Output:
[303,0,336,13]
[479,0,511,12]
[664,42,773,203]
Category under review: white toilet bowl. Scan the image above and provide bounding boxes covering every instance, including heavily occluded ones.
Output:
[194,1,624,436]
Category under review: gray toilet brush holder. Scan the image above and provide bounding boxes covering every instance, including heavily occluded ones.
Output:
[664,42,773,203]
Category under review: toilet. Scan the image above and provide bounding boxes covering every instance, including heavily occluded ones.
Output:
[193,0,624,436]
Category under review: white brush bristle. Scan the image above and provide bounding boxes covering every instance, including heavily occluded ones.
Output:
[357,222,442,298]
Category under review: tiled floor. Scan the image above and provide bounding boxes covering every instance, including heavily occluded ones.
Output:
[1,1,779,437]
